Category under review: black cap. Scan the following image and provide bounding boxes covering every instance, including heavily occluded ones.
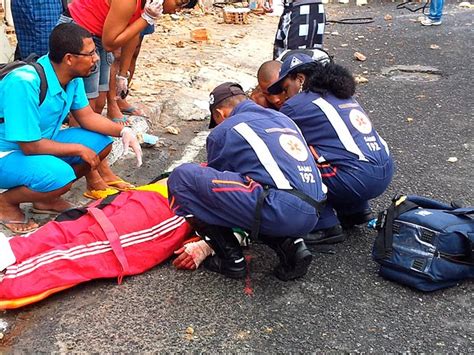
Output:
[208,82,245,128]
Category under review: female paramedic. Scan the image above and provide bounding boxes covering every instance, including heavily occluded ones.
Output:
[267,53,395,244]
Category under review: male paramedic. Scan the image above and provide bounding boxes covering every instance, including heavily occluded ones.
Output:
[0,23,142,234]
[167,82,327,281]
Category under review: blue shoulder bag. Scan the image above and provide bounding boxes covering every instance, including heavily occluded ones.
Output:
[372,195,474,291]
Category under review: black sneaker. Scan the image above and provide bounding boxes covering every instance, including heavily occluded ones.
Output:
[304,224,345,245]
[338,209,373,229]
[271,238,313,281]
[203,255,247,279]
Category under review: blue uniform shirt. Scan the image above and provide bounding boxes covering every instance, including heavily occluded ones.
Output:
[280,91,391,167]
[0,55,89,152]
[207,100,325,202]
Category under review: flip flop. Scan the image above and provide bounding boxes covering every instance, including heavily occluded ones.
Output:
[0,215,39,235]
[83,188,119,200]
[105,180,136,191]
[111,116,131,126]
[120,106,144,116]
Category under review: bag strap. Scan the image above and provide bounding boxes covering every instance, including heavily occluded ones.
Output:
[29,62,48,106]
[87,207,131,284]
[446,207,474,216]
[374,195,419,260]
[54,192,121,222]
[249,185,326,241]
[61,0,69,11]
[148,171,171,185]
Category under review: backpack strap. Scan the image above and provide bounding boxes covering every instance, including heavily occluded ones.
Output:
[29,62,48,106]
[55,193,121,222]
[373,195,419,260]
[446,207,474,216]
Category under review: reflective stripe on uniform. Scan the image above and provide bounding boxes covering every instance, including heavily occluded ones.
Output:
[312,97,368,162]
[233,122,293,190]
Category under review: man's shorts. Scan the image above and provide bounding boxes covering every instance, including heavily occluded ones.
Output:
[57,15,114,99]
[0,128,112,193]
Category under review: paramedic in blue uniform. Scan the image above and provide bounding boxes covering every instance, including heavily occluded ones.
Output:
[268,53,394,244]
[0,23,142,235]
[167,82,327,281]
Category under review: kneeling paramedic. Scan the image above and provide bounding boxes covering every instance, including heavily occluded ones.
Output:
[168,82,327,281]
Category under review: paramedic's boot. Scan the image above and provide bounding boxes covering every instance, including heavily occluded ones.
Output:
[189,219,246,279]
[338,209,373,229]
[261,236,313,281]
[304,224,345,245]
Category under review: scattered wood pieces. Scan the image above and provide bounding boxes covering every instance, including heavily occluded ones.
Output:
[165,126,181,135]
[355,75,369,84]
[354,51,367,61]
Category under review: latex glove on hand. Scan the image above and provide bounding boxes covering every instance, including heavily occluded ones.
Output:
[120,127,143,167]
[173,239,214,270]
[115,74,129,100]
[141,0,163,25]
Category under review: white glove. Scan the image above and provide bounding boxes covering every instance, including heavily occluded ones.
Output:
[115,74,129,100]
[141,0,163,25]
[120,127,143,167]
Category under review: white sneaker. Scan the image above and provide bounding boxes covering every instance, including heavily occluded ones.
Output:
[421,17,442,26]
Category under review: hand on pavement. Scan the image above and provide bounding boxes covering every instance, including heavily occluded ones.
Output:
[173,239,214,270]
[120,127,143,167]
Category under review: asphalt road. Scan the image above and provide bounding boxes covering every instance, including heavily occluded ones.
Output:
[1,2,473,352]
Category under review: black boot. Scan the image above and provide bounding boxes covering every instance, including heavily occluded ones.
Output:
[261,236,313,281]
[338,209,373,229]
[304,224,345,245]
[189,219,246,279]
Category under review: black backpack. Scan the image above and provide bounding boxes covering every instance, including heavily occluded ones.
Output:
[0,54,48,123]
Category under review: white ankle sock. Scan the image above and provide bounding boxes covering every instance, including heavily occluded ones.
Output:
[0,232,16,272]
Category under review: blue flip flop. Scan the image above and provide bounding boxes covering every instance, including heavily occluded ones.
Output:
[120,106,142,116]
[111,116,130,125]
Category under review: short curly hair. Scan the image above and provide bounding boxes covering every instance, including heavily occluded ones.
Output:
[289,62,356,99]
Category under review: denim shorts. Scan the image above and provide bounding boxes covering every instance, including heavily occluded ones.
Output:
[57,15,115,99]
[0,128,112,192]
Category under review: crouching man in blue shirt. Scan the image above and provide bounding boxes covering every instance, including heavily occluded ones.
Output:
[0,23,142,234]
[168,82,327,281]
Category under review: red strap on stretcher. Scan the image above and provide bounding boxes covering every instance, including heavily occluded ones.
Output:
[87,207,130,284]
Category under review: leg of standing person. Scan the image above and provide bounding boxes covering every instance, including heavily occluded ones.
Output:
[421,0,444,26]
[273,2,325,59]
[11,0,63,59]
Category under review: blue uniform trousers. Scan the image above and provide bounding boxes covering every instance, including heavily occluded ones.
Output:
[314,158,395,229]
[168,163,319,238]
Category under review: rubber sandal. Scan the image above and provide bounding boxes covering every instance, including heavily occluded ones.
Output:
[0,215,39,235]
[120,106,144,116]
[83,188,119,200]
[111,116,131,126]
[105,180,135,191]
